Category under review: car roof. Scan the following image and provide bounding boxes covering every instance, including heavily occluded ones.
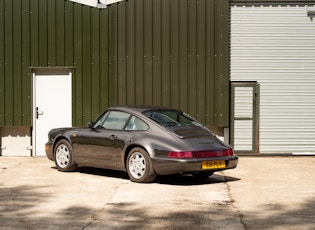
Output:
[107,105,178,114]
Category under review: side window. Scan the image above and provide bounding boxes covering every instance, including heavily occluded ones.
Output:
[102,111,130,130]
[125,116,149,131]
[93,111,109,129]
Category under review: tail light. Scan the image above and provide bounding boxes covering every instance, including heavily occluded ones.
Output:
[168,149,234,158]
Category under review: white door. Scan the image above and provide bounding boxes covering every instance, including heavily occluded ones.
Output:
[33,69,72,156]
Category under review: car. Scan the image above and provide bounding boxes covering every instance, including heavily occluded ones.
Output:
[45,106,238,183]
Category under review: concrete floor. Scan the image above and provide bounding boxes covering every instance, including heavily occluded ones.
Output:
[0,156,314,229]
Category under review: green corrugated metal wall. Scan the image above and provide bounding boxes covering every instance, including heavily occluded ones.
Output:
[116,0,230,126]
[0,0,115,126]
[0,0,230,127]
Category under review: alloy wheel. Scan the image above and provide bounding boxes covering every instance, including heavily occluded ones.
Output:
[55,144,70,168]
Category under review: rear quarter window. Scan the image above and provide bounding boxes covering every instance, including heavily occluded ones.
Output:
[125,116,149,131]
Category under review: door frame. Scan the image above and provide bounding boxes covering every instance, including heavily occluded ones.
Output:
[230,81,260,153]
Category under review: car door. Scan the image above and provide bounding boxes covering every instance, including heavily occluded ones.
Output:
[73,111,131,169]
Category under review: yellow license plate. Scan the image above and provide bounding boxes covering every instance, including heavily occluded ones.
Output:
[202,160,226,169]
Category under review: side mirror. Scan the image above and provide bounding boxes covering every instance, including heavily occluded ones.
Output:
[87,122,94,129]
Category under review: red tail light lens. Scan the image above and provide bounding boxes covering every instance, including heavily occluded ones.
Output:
[168,151,193,158]
[168,149,234,158]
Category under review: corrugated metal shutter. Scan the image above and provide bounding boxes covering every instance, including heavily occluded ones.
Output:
[234,87,253,151]
[230,5,315,153]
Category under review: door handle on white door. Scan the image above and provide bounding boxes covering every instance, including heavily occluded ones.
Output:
[36,107,44,119]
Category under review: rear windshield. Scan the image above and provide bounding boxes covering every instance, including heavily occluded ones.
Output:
[142,110,202,128]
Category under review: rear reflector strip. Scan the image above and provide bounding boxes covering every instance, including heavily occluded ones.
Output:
[168,149,234,158]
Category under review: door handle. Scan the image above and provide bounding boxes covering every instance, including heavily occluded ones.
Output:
[110,134,117,140]
[36,107,44,119]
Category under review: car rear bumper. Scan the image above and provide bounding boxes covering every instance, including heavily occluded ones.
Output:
[151,156,238,175]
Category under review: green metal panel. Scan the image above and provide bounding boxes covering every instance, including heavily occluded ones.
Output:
[38,0,48,66]
[116,0,230,127]
[21,0,32,125]
[4,0,14,125]
[205,0,215,126]
[170,0,180,109]
[161,0,171,106]
[82,6,92,124]
[91,8,100,121]
[0,0,4,126]
[56,0,65,66]
[126,0,136,104]
[47,0,56,66]
[152,0,162,105]
[108,5,117,107]
[0,0,229,128]
[117,1,127,105]
[64,1,74,66]
[178,0,188,113]
[100,8,111,109]
[143,0,153,105]
[135,0,144,105]
[30,0,39,67]
[70,3,116,126]
[64,1,75,125]
[196,0,206,124]
[73,3,83,126]
[0,0,116,127]
[187,0,197,119]
[13,0,22,125]
[214,0,230,127]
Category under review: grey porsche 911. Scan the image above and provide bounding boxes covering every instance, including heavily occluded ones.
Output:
[45,106,238,183]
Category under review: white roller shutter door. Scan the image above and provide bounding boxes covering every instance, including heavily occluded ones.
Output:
[234,87,254,151]
[231,5,315,153]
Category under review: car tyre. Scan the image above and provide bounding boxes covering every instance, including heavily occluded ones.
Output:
[54,139,77,172]
[126,147,157,183]
[192,171,214,179]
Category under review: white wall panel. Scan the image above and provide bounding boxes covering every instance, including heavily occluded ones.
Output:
[231,5,315,153]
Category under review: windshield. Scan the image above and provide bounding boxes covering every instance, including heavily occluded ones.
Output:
[142,110,202,128]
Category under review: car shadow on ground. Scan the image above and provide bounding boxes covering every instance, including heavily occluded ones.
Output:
[155,173,240,186]
[56,166,240,186]
[73,166,129,180]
